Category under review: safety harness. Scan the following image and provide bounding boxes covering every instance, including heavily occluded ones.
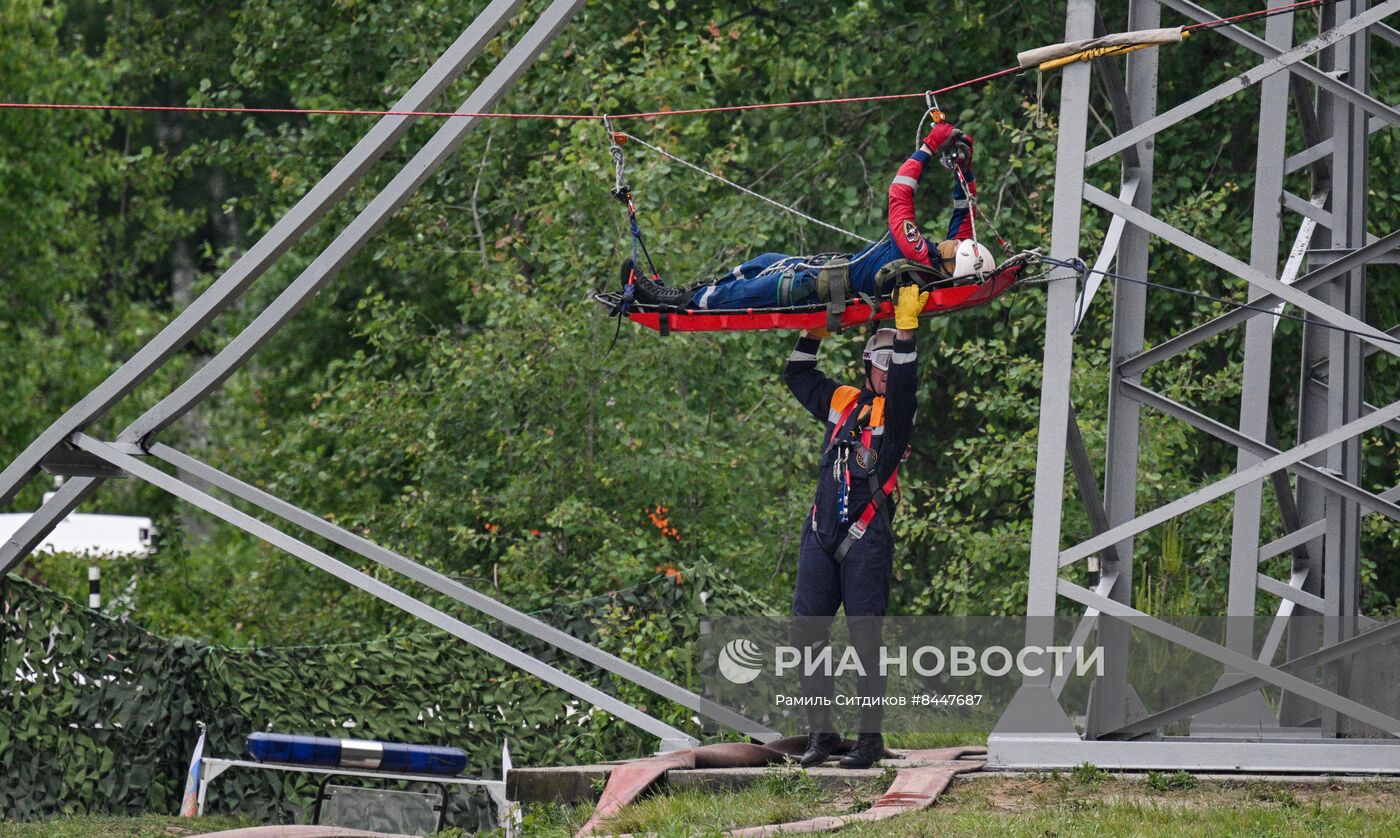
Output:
[817,394,903,563]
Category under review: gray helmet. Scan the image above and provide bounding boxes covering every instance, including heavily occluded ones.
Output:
[862,328,898,371]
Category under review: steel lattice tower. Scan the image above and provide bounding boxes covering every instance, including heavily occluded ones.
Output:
[991,0,1400,771]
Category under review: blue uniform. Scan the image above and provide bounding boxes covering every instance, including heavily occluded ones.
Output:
[783,333,918,733]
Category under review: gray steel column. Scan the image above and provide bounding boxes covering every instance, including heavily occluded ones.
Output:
[1283,9,1338,729]
[1085,0,1160,740]
[0,0,529,509]
[993,0,1095,740]
[1321,0,1371,736]
[1205,0,1297,730]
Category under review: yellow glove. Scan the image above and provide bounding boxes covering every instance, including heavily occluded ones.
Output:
[804,327,832,339]
[894,284,931,331]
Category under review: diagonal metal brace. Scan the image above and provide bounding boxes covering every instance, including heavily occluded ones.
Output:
[149,442,779,742]
[1060,398,1400,567]
[1099,617,1400,741]
[0,0,532,509]
[1121,383,1400,523]
[72,434,698,748]
[1057,579,1400,737]
[1118,228,1400,377]
[1090,0,1400,166]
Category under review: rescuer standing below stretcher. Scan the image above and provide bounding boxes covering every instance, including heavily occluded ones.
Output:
[782,285,924,768]
[771,117,992,770]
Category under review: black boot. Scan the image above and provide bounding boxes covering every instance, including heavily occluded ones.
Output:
[838,732,885,769]
[799,731,842,768]
[623,262,693,308]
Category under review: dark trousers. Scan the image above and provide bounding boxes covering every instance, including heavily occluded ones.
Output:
[791,518,893,734]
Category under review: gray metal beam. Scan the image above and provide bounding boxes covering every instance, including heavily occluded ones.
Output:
[1362,325,1400,359]
[1257,572,1327,613]
[2,0,586,579]
[0,0,530,508]
[149,443,779,742]
[121,0,586,444]
[1285,114,1385,174]
[1092,6,1142,172]
[1084,0,1163,741]
[1260,520,1327,562]
[1376,21,1400,48]
[1066,407,1123,576]
[1098,618,1400,741]
[1059,399,1400,567]
[1051,571,1121,699]
[1118,384,1400,522]
[1023,0,1095,625]
[1257,568,1306,665]
[1273,193,1327,335]
[1072,177,1139,331]
[1309,247,1400,266]
[1308,378,1400,435]
[1264,420,1317,570]
[1090,0,1400,167]
[1056,579,1400,736]
[1159,0,1400,129]
[996,1,1097,745]
[1119,228,1400,377]
[1282,190,1332,227]
[1225,3,1293,666]
[0,477,101,574]
[1083,187,1400,361]
[72,434,696,748]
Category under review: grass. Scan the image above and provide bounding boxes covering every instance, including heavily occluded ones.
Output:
[516,771,1400,837]
[0,817,475,838]
[11,775,1400,837]
[0,815,254,838]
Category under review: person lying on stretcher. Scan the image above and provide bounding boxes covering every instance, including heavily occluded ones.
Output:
[623,121,994,310]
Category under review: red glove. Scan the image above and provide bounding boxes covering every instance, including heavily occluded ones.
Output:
[923,122,959,152]
[924,123,973,171]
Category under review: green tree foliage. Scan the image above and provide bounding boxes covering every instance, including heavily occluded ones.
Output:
[3,0,1397,649]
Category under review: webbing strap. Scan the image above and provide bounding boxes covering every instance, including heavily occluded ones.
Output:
[819,262,850,332]
[833,468,900,563]
[825,396,869,453]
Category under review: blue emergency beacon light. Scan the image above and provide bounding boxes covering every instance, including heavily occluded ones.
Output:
[247,732,468,776]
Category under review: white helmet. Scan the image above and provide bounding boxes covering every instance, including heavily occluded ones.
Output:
[952,239,994,279]
[862,328,898,371]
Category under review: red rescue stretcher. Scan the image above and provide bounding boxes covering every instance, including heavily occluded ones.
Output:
[593,255,1034,334]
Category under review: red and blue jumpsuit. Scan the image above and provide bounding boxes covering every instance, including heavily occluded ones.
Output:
[688,122,975,310]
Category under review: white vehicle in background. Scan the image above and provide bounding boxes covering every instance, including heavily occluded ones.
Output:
[0,482,154,610]
[0,510,154,558]
[0,481,154,559]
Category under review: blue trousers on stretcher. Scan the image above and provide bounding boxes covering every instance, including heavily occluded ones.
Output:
[689,237,902,309]
[791,517,893,734]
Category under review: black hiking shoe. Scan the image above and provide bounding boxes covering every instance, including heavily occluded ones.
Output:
[622,262,692,308]
[799,731,842,768]
[838,732,884,769]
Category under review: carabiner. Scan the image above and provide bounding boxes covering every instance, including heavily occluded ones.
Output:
[924,91,944,124]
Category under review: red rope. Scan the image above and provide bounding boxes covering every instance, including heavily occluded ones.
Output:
[1183,0,1334,31]
[0,0,1334,124]
[0,102,601,120]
